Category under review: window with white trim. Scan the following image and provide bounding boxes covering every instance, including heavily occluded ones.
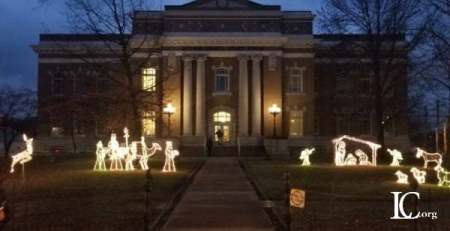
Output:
[142,68,156,92]
[214,68,230,92]
[287,68,305,93]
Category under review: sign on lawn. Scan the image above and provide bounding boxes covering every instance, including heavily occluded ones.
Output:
[290,188,305,208]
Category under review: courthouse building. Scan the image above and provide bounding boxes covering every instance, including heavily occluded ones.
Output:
[33,0,410,154]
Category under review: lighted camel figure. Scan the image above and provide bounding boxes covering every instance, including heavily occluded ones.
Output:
[163,141,179,173]
[299,148,315,166]
[355,149,370,166]
[388,149,403,167]
[416,148,442,168]
[410,167,427,184]
[93,141,107,171]
[434,165,450,187]
[395,170,409,184]
[139,140,162,170]
[10,134,34,173]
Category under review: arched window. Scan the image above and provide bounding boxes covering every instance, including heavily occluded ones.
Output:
[213,111,231,123]
[214,68,230,92]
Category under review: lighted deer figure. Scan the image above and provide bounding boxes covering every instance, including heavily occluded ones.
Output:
[163,141,179,172]
[355,149,370,166]
[410,167,427,184]
[416,148,442,168]
[395,170,409,184]
[388,149,403,166]
[434,165,450,187]
[10,134,34,173]
[299,148,315,166]
[139,140,162,170]
[93,141,107,171]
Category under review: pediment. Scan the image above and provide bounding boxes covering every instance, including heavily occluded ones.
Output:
[165,0,280,11]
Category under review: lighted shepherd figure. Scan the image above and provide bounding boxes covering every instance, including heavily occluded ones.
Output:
[94,141,107,171]
[415,148,442,168]
[388,149,403,166]
[163,141,179,173]
[299,148,315,166]
[10,135,34,173]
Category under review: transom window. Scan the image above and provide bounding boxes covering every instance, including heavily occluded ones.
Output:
[142,111,156,136]
[213,111,231,123]
[287,67,305,93]
[214,68,230,92]
[289,110,304,137]
[142,68,156,92]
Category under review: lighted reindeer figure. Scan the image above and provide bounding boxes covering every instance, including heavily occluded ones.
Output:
[415,148,442,168]
[434,165,450,187]
[395,170,409,184]
[299,148,315,166]
[10,134,34,173]
[139,140,162,170]
[163,141,179,172]
[410,167,427,184]
[388,149,403,166]
[355,149,370,166]
[93,141,107,171]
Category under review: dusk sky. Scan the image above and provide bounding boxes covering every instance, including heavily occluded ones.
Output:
[0,0,322,90]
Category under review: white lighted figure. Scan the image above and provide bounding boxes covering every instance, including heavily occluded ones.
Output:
[163,141,179,172]
[355,149,370,166]
[125,142,138,171]
[395,170,409,184]
[344,154,357,166]
[332,135,381,166]
[140,142,162,170]
[410,167,426,184]
[108,133,125,171]
[299,148,315,166]
[93,141,107,171]
[388,149,403,166]
[434,166,450,187]
[416,148,442,168]
[10,134,34,173]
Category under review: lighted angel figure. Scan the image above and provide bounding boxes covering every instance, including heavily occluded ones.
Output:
[388,149,403,166]
[335,141,346,166]
[139,140,162,170]
[10,134,34,173]
[163,141,179,173]
[93,141,107,171]
[395,170,409,184]
[344,154,357,166]
[416,148,442,168]
[125,142,138,171]
[355,149,370,166]
[434,165,450,187]
[410,167,426,184]
[299,148,315,166]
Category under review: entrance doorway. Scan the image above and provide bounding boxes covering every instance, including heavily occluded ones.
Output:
[212,111,232,143]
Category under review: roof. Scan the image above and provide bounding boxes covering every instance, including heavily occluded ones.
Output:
[165,0,280,11]
[40,34,130,42]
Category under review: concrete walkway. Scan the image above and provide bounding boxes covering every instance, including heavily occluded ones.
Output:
[162,158,275,231]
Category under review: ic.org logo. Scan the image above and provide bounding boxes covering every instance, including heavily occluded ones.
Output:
[390,192,438,220]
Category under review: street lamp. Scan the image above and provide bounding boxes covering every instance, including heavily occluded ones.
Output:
[163,103,176,137]
[269,104,281,138]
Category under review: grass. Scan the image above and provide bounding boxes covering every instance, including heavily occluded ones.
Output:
[243,159,450,230]
[0,156,201,231]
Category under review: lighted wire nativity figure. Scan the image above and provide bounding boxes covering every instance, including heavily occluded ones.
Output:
[332,135,381,166]
[137,137,162,171]
[415,148,442,168]
[93,141,107,171]
[387,149,403,167]
[299,148,315,166]
[434,165,450,187]
[10,134,34,173]
[410,167,426,184]
[395,170,409,184]
[163,141,179,173]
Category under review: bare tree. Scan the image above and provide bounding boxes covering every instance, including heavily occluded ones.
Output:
[319,0,435,147]
[0,86,36,157]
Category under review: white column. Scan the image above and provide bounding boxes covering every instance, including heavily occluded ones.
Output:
[251,55,263,136]
[183,56,193,136]
[238,55,249,136]
[195,56,207,136]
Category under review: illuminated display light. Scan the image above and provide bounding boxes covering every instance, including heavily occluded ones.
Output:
[395,170,409,184]
[344,154,357,166]
[434,165,450,187]
[93,141,107,171]
[108,133,124,171]
[332,135,381,166]
[410,167,426,184]
[10,134,34,173]
[416,148,442,168]
[162,141,179,172]
[355,149,370,166]
[388,149,403,166]
[268,104,281,114]
[163,103,176,114]
[125,142,138,171]
[299,148,315,166]
[138,137,162,170]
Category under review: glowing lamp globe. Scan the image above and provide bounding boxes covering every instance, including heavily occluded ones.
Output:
[268,104,281,115]
[163,103,176,114]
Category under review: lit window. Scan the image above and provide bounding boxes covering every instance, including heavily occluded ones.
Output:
[289,111,304,137]
[213,111,231,123]
[52,74,64,96]
[142,111,156,136]
[142,68,156,92]
[215,68,230,92]
[287,68,305,93]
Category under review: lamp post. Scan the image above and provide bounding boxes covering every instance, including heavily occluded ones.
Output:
[163,103,176,137]
[269,104,281,138]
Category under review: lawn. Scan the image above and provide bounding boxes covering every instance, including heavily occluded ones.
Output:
[243,159,450,230]
[0,156,202,231]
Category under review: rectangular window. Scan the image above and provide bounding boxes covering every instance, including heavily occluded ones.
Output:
[287,69,304,93]
[215,69,230,92]
[142,111,156,136]
[142,68,156,92]
[289,111,304,137]
[52,75,64,96]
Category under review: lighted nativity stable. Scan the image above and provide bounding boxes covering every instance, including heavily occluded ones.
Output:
[332,135,381,167]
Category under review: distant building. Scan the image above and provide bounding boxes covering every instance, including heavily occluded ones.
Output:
[32,0,409,154]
